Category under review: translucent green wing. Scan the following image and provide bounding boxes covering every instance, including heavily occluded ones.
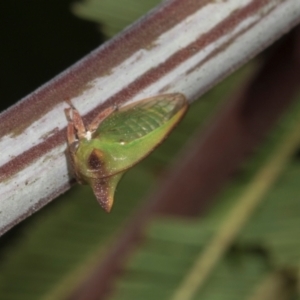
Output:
[96,94,187,143]
[90,93,188,176]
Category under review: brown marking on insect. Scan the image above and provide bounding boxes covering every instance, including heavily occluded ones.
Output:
[90,177,113,212]
[88,149,104,171]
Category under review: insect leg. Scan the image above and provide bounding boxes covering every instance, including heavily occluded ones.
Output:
[65,102,87,139]
[87,106,116,132]
[66,122,77,145]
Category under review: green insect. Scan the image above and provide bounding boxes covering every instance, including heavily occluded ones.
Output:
[66,93,188,212]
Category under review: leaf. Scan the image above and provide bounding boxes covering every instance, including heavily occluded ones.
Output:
[72,0,161,37]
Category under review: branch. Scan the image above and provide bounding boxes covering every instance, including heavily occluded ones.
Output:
[0,0,299,235]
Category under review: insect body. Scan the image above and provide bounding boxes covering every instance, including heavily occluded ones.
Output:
[66,93,188,212]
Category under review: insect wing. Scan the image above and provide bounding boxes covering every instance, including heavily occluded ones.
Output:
[94,93,188,176]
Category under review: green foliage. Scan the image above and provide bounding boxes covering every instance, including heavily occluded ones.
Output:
[72,0,161,37]
[238,159,300,267]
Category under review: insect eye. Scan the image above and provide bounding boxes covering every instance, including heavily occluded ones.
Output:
[69,141,79,153]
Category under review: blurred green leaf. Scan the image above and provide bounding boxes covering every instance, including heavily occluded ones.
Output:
[72,0,161,37]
